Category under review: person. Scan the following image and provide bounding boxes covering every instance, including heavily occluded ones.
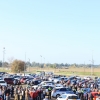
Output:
[25,88,29,100]
[77,88,81,99]
[72,85,76,94]
[37,88,42,100]
[5,86,10,100]
[14,92,18,100]
[48,87,52,99]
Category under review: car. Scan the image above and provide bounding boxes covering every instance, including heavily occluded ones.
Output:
[25,78,34,84]
[55,84,64,88]
[20,77,28,84]
[40,81,54,86]
[51,87,73,98]
[54,77,68,83]
[42,85,54,91]
[0,80,7,86]
[84,76,92,80]
[49,76,60,81]
[30,80,41,85]
[53,78,61,83]
[13,75,22,80]
[4,78,19,85]
[57,94,80,100]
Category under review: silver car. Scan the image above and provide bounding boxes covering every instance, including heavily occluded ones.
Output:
[51,87,73,98]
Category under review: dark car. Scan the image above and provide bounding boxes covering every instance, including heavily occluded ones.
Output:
[4,78,20,85]
[30,80,41,85]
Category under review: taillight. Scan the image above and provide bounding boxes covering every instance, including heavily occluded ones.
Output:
[0,98,2,100]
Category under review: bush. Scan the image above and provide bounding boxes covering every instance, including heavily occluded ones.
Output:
[11,59,25,73]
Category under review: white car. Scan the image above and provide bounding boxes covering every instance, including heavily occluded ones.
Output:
[54,78,61,83]
[51,87,74,98]
[84,76,92,80]
[0,80,7,86]
[57,94,80,100]
[40,81,54,86]
[55,84,64,88]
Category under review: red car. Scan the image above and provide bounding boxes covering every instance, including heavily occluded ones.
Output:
[20,77,28,84]
[4,78,19,85]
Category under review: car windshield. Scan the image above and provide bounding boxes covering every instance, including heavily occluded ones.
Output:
[0,81,5,83]
[68,96,78,99]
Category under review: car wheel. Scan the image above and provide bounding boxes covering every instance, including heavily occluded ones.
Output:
[56,94,60,98]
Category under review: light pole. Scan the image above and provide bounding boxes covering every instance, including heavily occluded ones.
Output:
[44,57,45,64]
[84,62,85,74]
[2,47,5,68]
[28,58,30,73]
[43,57,45,68]
[24,53,26,76]
[89,56,94,76]
[40,55,42,68]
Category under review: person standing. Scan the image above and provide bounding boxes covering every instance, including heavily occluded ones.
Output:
[48,87,52,99]
[25,88,29,100]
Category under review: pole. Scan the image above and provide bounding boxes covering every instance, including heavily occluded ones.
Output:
[43,57,45,68]
[2,47,5,68]
[44,57,45,64]
[40,55,42,68]
[92,55,94,75]
[84,62,85,74]
[89,51,94,76]
[28,58,30,73]
[24,53,26,76]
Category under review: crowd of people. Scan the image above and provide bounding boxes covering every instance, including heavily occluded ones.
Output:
[0,84,53,100]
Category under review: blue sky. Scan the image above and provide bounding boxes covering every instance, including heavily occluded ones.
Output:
[0,0,100,64]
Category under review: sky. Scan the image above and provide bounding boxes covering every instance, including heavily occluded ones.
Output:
[0,0,100,64]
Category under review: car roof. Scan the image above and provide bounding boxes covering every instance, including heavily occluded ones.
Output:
[42,85,54,87]
[62,94,77,96]
[0,80,5,81]
[54,87,65,89]
[42,81,53,83]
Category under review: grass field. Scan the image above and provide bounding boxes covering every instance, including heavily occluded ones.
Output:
[0,67,100,77]
[28,67,100,77]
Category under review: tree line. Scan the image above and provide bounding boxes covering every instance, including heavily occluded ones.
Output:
[0,60,99,69]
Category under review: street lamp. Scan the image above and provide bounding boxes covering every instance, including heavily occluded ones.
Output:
[40,55,42,68]
[24,53,26,76]
[28,58,30,73]
[89,56,94,76]
[44,57,45,64]
[2,47,5,68]
[43,57,45,68]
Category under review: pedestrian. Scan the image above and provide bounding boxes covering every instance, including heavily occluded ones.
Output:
[48,87,52,99]
[25,88,29,100]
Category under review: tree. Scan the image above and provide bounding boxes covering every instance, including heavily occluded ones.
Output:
[11,60,25,73]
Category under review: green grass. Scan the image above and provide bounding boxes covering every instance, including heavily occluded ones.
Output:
[0,67,100,77]
[55,71,100,77]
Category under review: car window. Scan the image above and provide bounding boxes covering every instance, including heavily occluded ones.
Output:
[66,88,71,91]
[68,96,78,99]
[60,88,66,91]
[0,81,5,83]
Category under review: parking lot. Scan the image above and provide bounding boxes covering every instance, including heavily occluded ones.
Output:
[0,71,100,100]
